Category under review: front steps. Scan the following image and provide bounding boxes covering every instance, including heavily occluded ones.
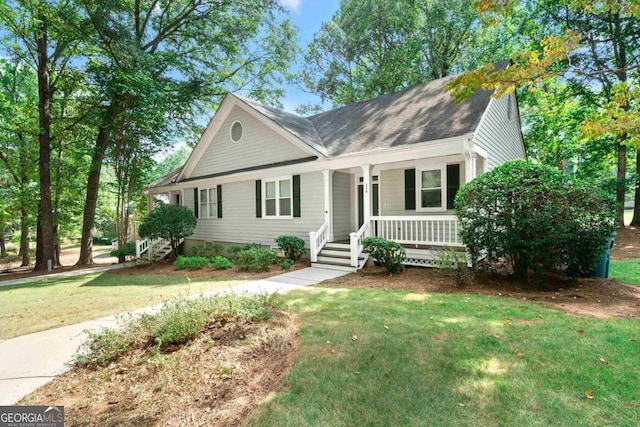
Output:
[311,242,368,272]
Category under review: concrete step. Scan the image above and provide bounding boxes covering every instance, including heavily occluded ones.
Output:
[324,242,350,250]
[311,262,357,272]
[320,249,351,257]
[317,255,352,265]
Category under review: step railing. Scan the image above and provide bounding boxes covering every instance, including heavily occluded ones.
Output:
[370,215,463,247]
[309,220,329,263]
[349,220,369,267]
[135,237,175,261]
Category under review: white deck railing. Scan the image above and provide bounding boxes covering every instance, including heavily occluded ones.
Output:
[371,215,463,247]
[135,237,174,260]
[349,220,369,267]
[309,221,329,263]
[135,239,149,258]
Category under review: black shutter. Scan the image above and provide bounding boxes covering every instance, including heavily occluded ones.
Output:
[446,164,461,210]
[404,169,416,210]
[193,188,199,218]
[293,175,301,217]
[255,180,262,218]
[217,185,222,218]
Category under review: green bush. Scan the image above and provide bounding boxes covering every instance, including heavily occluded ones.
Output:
[236,247,278,271]
[211,255,233,270]
[280,259,294,270]
[275,235,305,262]
[455,159,616,283]
[362,236,406,275]
[191,243,223,258]
[138,203,196,259]
[227,243,264,261]
[110,241,136,261]
[173,256,210,270]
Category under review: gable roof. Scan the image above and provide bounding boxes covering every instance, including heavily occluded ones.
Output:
[234,95,326,156]
[152,61,510,189]
[307,74,494,156]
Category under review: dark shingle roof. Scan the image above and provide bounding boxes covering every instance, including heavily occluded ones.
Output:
[147,166,182,189]
[234,94,327,156]
[307,74,493,156]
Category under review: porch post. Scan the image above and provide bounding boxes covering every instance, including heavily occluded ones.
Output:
[463,139,475,183]
[361,164,372,236]
[323,169,334,241]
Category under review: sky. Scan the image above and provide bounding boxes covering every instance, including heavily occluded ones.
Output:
[277,0,341,113]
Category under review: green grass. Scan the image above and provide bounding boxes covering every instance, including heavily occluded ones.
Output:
[610,259,640,285]
[0,273,244,339]
[247,288,640,427]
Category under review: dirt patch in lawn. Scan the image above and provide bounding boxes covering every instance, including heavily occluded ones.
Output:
[108,259,311,280]
[19,311,297,427]
[320,267,640,320]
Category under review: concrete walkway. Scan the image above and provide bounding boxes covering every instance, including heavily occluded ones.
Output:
[0,263,133,288]
[0,267,348,405]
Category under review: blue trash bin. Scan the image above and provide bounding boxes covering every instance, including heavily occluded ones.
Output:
[590,232,617,278]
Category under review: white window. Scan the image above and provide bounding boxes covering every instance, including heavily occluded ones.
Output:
[199,187,217,218]
[417,166,446,211]
[263,177,292,218]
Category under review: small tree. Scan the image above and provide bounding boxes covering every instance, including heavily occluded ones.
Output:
[138,203,196,259]
[455,159,616,283]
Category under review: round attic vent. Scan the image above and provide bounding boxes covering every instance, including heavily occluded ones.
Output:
[230,121,243,143]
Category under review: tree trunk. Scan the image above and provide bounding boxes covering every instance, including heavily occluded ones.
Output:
[34,14,55,271]
[630,148,640,226]
[19,204,30,267]
[77,124,110,265]
[0,235,6,257]
[615,137,627,228]
[53,224,61,267]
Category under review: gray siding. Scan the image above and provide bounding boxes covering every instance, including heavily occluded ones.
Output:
[332,172,352,240]
[380,167,461,216]
[474,93,526,170]
[189,171,325,246]
[190,105,312,179]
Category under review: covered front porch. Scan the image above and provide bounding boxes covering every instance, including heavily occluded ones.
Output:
[308,144,485,270]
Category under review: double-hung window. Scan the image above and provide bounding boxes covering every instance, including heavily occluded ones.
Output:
[264,177,292,218]
[417,166,446,211]
[199,187,217,218]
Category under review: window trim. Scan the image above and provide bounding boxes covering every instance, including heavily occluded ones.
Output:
[416,165,447,212]
[198,186,218,219]
[262,176,293,219]
[230,120,243,143]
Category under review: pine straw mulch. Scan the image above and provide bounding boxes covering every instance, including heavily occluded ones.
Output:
[19,311,297,427]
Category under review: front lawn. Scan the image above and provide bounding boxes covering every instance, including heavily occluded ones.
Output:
[248,287,639,426]
[610,259,640,285]
[0,272,243,339]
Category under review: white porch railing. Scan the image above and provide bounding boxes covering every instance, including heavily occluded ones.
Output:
[349,220,370,267]
[135,239,149,258]
[371,215,463,247]
[136,237,173,260]
[309,221,329,263]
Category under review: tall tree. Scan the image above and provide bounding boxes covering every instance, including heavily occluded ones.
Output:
[448,0,640,226]
[0,0,82,270]
[73,0,296,264]
[0,56,39,266]
[301,0,513,107]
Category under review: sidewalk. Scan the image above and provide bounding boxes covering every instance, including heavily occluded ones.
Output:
[0,263,133,288]
[0,267,348,405]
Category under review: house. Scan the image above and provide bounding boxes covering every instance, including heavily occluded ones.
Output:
[145,63,526,271]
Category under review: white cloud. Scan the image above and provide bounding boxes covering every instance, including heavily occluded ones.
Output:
[279,0,301,11]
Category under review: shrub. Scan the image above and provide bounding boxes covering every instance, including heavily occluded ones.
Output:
[236,247,278,271]
[433,247,473,288]
[280,259,294,270]
[211,255,233,270]
[173,256,210,270]
[138,203,196,259]
[191,243,223,258]
[227,243,263,261]
[362,236,406,274]
[275,235,305,262]
[455,159,616,283]
[110,241,136,261]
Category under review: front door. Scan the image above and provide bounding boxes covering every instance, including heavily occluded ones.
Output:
[357,176,379,230]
